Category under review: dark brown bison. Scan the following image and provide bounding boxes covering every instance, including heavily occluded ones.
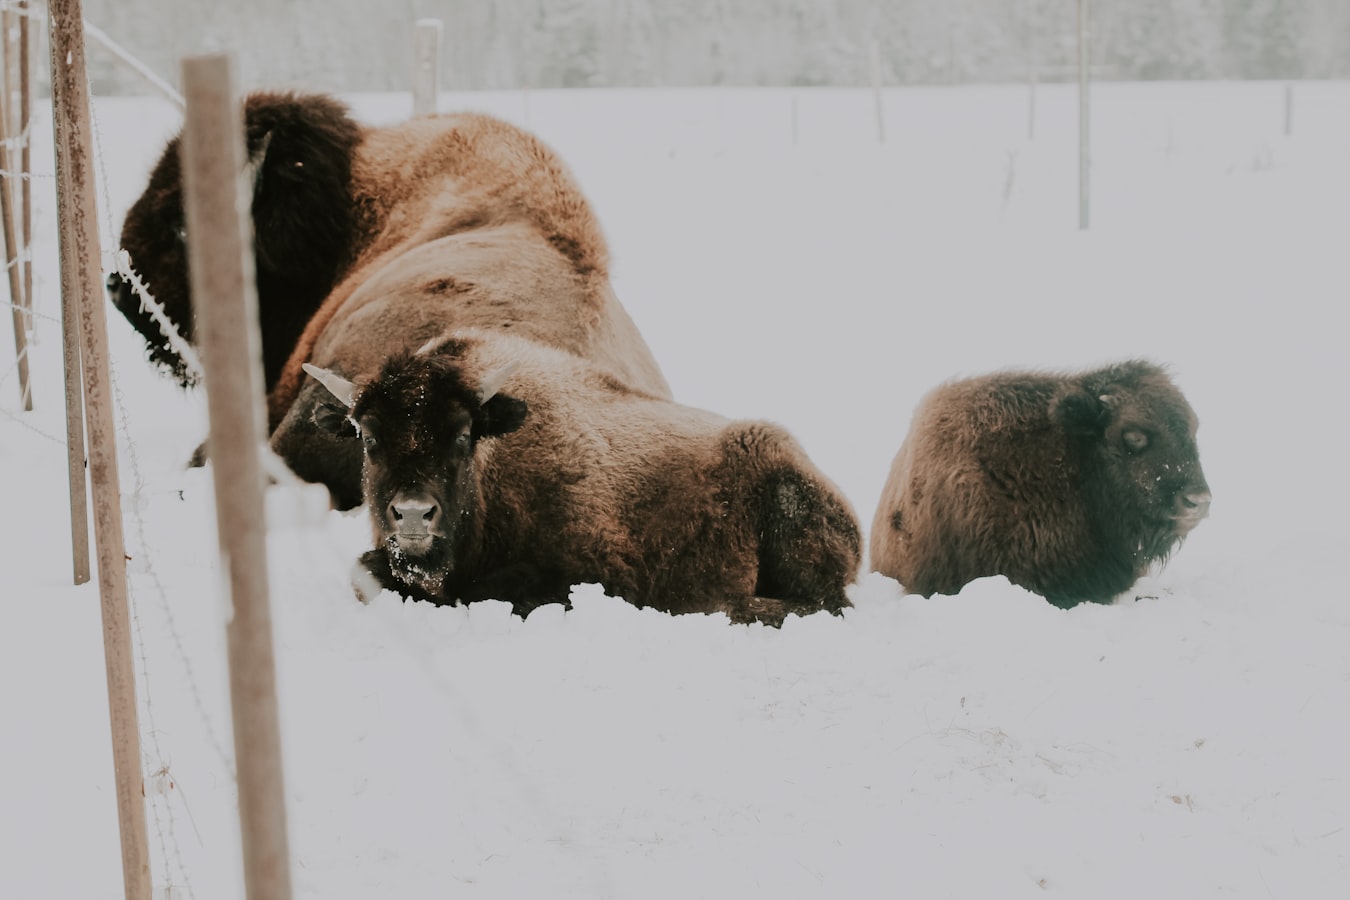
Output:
[110,91,362,391]
[109,92,670,447]
[303,329,861,625]
[870,360,1211,607]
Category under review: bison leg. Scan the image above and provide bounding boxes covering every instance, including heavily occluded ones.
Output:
[753,470,859,615]
[717,424,862,618]
[453,563,573,618]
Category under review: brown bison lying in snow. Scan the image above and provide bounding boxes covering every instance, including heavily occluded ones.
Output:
[109,91,670,491]
[304,330,861,625]
[870,360,1211,607]
[109,92,362,392]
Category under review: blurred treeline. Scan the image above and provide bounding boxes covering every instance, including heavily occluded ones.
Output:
[76,0,1350,96]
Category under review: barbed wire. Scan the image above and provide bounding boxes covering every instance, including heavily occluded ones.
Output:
[0,119,31,152]
[4,19,619,897]
[1,294,59,326]
[88,52,203,899]
[0,166,53,180]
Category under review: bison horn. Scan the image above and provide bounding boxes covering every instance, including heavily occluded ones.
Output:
[477,361,519,405]
[302,362,357,408]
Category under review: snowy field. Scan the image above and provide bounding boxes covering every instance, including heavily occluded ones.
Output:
[2,81,1348,898]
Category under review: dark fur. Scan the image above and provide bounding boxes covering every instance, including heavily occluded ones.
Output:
[110,92,361,390]
[330,331,860,625]
[870,360,1211,607]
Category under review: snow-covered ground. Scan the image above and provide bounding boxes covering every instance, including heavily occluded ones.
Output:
[2,81,1347,899]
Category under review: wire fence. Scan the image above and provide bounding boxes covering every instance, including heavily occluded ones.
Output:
[0,17,570,895]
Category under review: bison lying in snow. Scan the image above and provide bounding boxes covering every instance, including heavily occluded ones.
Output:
[870,360,1211,607]
[110,91,362,392]
[304,330,861,624]
[109,92,670,457]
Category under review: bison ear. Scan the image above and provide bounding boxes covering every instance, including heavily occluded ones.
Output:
[1053,389,1111,437]
[312,398,356,437]
[475,394,528,440]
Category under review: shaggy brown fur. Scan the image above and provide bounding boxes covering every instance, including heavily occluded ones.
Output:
[313,329,861,625]
[268,109,669,430]
[111,92,669,427]
[111,92,361,390]
[870,361,1211,607]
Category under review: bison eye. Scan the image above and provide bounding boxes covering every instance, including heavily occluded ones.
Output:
[453,432,471,453]
[1122,429,1150,453]
[362,432,379,452]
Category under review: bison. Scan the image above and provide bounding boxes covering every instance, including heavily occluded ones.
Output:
[303,329,862,625]
[870,360,1211,607]
[109,92,670,454]
[109,91,362,391]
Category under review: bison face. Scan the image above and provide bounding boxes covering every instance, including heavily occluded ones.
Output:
[1055,361,1211,565]
[306,349,527,596]
[109,137,197,386]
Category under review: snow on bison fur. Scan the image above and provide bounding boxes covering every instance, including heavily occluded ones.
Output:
[109,91,670,436]
[870,360,1211,607]
[303,330,861,625]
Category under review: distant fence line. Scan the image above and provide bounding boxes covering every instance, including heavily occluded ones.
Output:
[30,0,1349,98]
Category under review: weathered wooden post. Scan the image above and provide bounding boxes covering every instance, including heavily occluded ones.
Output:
[18,0,29,320]
[1077,0,1091,230]
[48,1,90,585]
[48,0,148,896]
[180,52,293,900]
[413,18,442,116]
[2,5,29,409]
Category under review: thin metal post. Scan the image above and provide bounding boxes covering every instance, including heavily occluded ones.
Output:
[868,39,885,144]
[181,53,293,900]
[1077,0,1091,230]
[48,1,149,896]
[1027,66,1038,141]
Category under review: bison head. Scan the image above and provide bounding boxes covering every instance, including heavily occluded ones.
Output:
[1053,360,1211,569]
[109,92,361,390]
[304,344,527,597]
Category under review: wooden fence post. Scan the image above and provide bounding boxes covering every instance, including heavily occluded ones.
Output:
[18,0,29,321]
[2,6,29,410]
[413,18,442,116]
[180,53,293,900]
[48,1,149,897]
[44,7,91,586]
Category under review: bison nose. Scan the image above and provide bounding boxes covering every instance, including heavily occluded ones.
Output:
[1175,489,1212,532]
[389,494,441,538]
